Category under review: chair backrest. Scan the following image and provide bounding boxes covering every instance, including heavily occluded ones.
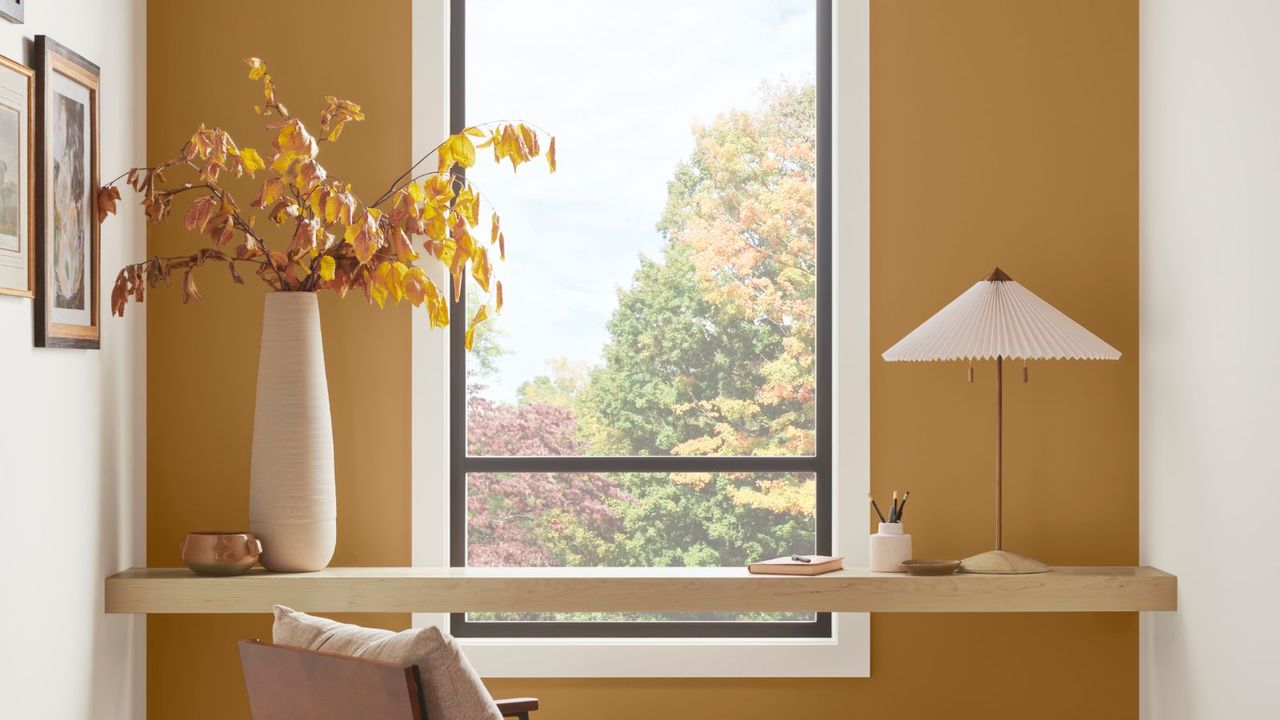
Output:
[239,639,426,720]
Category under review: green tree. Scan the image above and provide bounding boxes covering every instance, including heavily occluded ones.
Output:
[467,82,820,578]
[564,82,820,570]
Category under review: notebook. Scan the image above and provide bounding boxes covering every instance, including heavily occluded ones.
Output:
[747,555,844,576]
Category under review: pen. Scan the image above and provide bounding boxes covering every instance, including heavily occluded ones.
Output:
[790,554,812,563]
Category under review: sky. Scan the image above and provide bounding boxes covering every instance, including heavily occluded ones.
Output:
[465,0,817,402]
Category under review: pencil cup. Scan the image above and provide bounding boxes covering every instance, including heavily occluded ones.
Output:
[870,522,912,572]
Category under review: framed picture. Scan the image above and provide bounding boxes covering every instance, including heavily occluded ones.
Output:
[0,1,23,25]
[34,36,99,348]
[0,53,32,297]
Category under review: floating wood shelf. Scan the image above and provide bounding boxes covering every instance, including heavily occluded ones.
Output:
[105,566,1175,614]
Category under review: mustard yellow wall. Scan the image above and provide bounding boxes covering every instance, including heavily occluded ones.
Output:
[145,1,412,717]
[146,1,1137,718]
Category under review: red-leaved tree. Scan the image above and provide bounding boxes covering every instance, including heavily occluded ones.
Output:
[465,392,627,566]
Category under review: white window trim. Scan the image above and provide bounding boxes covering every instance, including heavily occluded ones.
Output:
[410,0,869,678]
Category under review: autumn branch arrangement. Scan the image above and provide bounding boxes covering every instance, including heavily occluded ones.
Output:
[97,57,554,347]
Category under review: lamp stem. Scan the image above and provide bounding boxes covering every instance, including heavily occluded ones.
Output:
[996,355,1003,551]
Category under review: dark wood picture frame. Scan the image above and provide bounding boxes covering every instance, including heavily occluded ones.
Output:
[0,53,34,297]
[34,36,100,349]
[0,0,24,25]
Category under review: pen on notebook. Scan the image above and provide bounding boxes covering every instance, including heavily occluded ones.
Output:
[790,554,812,563]
[867,493,886,523]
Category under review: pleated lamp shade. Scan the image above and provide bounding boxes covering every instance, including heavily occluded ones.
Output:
[882,268,1120,362]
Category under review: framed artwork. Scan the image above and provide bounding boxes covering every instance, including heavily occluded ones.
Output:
[0,1,23,25]
[34,36,99,348]
[0,53,32,297]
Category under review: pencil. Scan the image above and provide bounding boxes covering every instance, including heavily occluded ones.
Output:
[896,490,911,521]
[891,490,899,523]
[867,493,886,523]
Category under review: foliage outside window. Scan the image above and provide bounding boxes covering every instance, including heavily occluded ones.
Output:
[454,0,827,636]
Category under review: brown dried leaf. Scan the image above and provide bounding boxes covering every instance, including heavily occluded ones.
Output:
[96,186,121,223]
[181,269,202,304]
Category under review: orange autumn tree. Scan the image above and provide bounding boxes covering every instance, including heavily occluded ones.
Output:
[97,57,554,347]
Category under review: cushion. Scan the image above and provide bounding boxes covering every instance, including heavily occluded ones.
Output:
[272,605,502,720]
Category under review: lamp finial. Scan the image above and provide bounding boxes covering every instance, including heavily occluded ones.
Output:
[985,267,1013,282]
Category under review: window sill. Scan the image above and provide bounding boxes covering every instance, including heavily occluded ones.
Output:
[449,624,869,677]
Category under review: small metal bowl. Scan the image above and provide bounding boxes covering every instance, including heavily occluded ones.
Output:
[901,559,961,576]
[180,531,263,577]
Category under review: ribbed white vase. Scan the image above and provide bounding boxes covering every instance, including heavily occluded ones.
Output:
[249,292,336,572]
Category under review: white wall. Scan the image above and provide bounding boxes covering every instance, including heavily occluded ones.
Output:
[0,1,145,717]
[1140,1,1280,718]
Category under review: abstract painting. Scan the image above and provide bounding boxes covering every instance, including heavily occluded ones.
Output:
[35,36,99,348]
[51,90,85,311]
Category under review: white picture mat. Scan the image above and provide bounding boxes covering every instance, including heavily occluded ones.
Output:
[0,63,28,290]
[48,69,91,327]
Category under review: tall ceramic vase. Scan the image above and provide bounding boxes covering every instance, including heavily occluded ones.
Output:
[249,292,336,572]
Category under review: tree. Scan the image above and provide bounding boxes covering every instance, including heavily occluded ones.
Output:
[658,81,818,458]
[465,395,627,567]
[465,81,820,576]
[517,358,590,408]
[465,322,626,567]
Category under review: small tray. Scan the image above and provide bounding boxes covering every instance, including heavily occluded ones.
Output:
[901,559,961,576]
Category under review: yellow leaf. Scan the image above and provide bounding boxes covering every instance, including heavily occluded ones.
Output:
[403,267,427,305]
[454,186,480,225]
[323,194,340,224]
[252,177,284,209]
[450,133,476,168]
[407,180,425,205]
[519,124,539,156]
[496,280,503,312]
[240,147,265,175]
[547,136,556,172]
[270,199,300,224]
[470,244,491,292]
[490,213,500,244]
[464,126,485,137]
[245,57,267,80]
[275,120,318,160]
[271,153,293,176]
[464,305,488,350]
[391,261,409,282]
[376,262,404,305]
[390,226,418,262]
[424,278,449,328]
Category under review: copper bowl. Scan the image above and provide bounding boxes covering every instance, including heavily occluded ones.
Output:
[180,531,263,577]
[901,559,962,576]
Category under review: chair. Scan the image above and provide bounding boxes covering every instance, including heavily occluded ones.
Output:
[239,639,539,720]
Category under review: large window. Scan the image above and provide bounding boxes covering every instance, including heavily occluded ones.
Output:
[450,0,831,639]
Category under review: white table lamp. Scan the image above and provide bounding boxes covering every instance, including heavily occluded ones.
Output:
[882,268,1120,574]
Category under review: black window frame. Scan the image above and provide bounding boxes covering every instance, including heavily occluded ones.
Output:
[449,0,833,639]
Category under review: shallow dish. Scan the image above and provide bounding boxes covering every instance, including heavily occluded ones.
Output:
[901,559,961,576]
[180,531,263,577]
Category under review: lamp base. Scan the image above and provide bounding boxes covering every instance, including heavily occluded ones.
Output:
[960,550,1051,574]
